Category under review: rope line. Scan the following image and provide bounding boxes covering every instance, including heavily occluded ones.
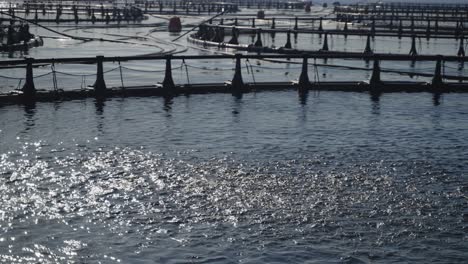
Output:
[16,79,23,90]
[118,61,125,89]
[182,59,191,85]
[51,63,58,91]
[0,74,24,80]
[120,65,183,73]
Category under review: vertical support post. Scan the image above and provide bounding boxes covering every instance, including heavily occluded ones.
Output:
[284,30,292,49]
[318,17,323,31]
[426,20,431,39]
[252,18,255,28]
[321,33,329,51]
[364,34,372,54]
[162,55,175,89]
[458,37,465,57]
[271,17,275,29]
[298,55,310,90]
[369,58,381,86]
[254,29,263,47]
[431,57,443,86]
[398,20,403,38]
[22,58,36,97]
[294,16,298,30]
[231,54,244,92]
[409,35,418,56]
[94,55,107,93]
[229,27,239,44]
[410,17,415,32]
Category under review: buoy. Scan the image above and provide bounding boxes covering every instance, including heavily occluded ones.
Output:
[168,17,182,32]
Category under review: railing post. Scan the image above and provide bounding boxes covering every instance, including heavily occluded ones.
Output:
[458,36,465,57]
[431,57,444,86]
[254,29,263,47]
[426,20,431,39]
[364,34,373,54]
[271,17,275,29]
[294,16,298,30]
[162,55,175,90]
[409,34,418,56]
[321,33,329,51]
[22,58,36,97]
[398,20,403,38]
[284,30,292,49]
[94,55,107,93]
[231,54,244,92]
[298,55,310,90]
[318,17,323,31]
[369,58,381,86]
[229,27,239,44]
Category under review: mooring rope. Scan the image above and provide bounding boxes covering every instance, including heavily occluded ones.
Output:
[245,59,256,84]
[181,59,191,85]
[51,63,58,91]
[0,74,24,80]
[16,79,22,90]
[81,76,87,89]
[118,61,125,89]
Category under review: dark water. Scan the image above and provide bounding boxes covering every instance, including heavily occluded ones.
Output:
[0,91,467,263]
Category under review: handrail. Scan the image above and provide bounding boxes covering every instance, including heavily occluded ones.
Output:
[1,53,467,67]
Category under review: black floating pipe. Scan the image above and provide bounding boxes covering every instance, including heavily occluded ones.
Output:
[409,35,418,56]
[284,30,292,49]
[94,55,107,93]
[162,56,175,90]
[22,58,36,97]
[231,54,244,93]
[298,55,310,90]
[321,33,329,51]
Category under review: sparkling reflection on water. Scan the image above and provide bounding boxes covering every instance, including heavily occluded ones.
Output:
[0,92,467,263]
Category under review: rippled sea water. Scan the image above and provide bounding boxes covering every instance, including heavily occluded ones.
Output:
[0,91,467,263]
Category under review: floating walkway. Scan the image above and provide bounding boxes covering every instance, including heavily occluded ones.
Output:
[0,54,467,105]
